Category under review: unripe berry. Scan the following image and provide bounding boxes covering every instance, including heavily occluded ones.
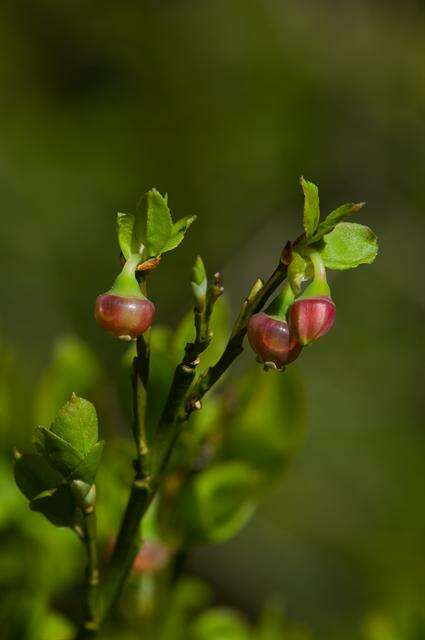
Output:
[94,254,155,340]
[289,296,335,345]
[247,312,301,369]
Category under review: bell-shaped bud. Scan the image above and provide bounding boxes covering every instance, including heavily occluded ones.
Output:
[289,251,335,345]
[247,282,301,370]
[289,296,335,345]
[95,254,155,340]
[247,314,301,370]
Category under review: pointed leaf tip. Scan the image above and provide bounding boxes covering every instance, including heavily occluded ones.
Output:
[300,176,320,239]
[50,396,98,457]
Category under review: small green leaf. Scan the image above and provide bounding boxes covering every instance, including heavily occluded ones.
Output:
[192,255,207,287]
[257,602,286,640]
[287,252,308,296]
[50,395,98,457]
[34,427,84,478]
[225,367,305,480]
[162,215,197,253]
[310,202,365,242]
[190,608,251,640]
[116,212,136,259]
[14,454,63,500]
[144,188,173,257]
[41,610,75,640]
[30,483,77,528]
[71,441,105,484]
[318,222,378,270]
[187,462,258,543]
[301,176,320,238]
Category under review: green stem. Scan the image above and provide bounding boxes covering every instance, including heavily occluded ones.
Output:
[100,249,289,626]
[100,478,155,618]
[181,257,289,414]
[100,274,152,622]
[132,275,151,477]
[75,505,99,639]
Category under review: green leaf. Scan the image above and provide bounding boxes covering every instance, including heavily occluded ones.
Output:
[192,254,207,287]
[160,577,213,640]
[30,483,77,528]
[190,608,251,640]
[257,602,286,640]
[145,188,173,256]
[318,222,378,270]
[71,441,105,484]
[116,212,136,259]
[50,395,98,457]
[14,454,63,500]
[185,462,258,543]
[117,190,195,260]
[34,427,84,478]
[33,335,102,427]
[41,611,74,640]
[287,252,308,296]
[301,176,320,238]
[310,202,365,242]
[162,215,197,253]
[225,367,305,480]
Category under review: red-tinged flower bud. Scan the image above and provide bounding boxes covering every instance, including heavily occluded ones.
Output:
[288,251,335,345]
[95,294,155,340]
[289,296,336,345]
[132,540,171,575]
[247,312,301,370]
[94,254,156,340]
[105,538,171,574]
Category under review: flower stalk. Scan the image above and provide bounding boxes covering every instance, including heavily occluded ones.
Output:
[75,494,99,639]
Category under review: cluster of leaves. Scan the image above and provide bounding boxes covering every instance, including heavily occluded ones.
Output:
[117,189,196,260]
[4,323,306,639]
[14,394,103,528]
[286,177,378,294]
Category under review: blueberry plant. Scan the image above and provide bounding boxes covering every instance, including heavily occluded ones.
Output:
[13,179,378,639]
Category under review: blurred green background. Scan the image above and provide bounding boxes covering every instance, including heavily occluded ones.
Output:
[0,0,424,638]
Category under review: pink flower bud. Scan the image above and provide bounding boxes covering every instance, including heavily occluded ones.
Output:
[132,540,171,574]
[94,294,155,340]
[247,312,301,369]
[289,296,336,345]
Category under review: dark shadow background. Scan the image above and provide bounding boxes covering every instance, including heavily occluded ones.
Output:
[0,0,424,637]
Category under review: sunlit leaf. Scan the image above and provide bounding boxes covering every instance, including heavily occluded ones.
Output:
[50,395,98,458]
[117,212,136,259]
[162,214,197,253]
[301,176,320,238]
[318,222,378,269]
